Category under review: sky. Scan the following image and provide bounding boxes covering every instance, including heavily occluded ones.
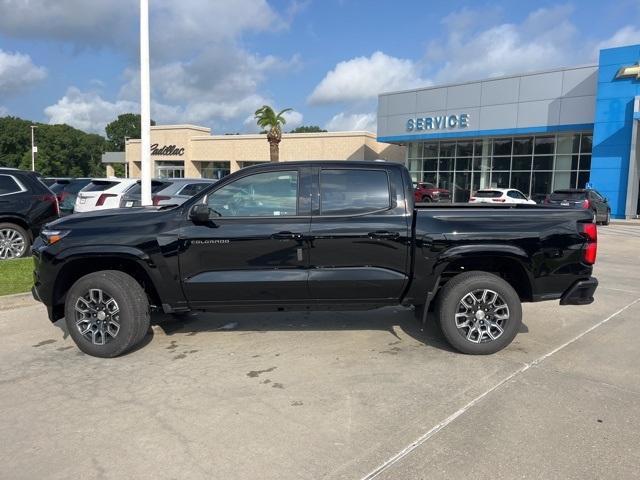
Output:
[0,0,639,136]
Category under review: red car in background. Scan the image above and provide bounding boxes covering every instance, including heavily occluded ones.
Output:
[413,182,451,203]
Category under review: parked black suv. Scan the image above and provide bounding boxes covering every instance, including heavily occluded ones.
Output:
[0,168,59,259]
[546,189,611,225]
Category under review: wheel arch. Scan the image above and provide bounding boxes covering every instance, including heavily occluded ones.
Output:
[0,216,32,240]
[436,248,534,302]
[51,254,162,320]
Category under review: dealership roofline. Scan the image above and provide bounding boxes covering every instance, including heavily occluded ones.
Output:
[378,63,599,97]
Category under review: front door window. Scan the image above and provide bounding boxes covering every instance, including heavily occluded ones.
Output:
[206,170,298,217]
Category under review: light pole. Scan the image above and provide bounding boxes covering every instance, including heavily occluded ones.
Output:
[139,0,152,205]
[30,125,37,172]
[124,136,130,178]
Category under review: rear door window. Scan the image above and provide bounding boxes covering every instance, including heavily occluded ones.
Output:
[0,175,23,195]
[82,181,119,192]
[320,169,390,216]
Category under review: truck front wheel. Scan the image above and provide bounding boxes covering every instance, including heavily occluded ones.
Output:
[64,270,150,357]
[436,271,522,354]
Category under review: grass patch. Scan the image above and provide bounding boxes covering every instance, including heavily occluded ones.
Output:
[0,258,34,296]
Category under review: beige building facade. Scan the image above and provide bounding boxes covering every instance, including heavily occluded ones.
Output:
[123,125,405,179]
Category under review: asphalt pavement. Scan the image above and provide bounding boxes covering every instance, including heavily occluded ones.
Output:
[0,224,639,479]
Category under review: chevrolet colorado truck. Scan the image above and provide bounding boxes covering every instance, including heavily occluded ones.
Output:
[32,161,598,358]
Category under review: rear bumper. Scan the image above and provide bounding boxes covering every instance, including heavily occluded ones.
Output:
[560,277,598,306]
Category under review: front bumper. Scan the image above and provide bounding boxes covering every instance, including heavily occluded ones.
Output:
[560,277,598,305]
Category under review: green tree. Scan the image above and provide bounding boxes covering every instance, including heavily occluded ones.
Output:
[105,113,156,151]
[254,105,293,162]
[289,125,327,133]
[0,116,107,177]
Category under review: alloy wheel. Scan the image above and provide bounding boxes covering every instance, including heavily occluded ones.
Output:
[0,228,26,259]
[74,289,121,345]
[454,289,510,343]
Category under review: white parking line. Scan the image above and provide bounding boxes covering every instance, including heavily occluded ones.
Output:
[360,296,640,480]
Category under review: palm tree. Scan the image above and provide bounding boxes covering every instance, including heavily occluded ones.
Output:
[254,105,293,162]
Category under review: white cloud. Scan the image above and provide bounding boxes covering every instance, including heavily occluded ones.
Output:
[427,5,579,83]
[44,87,138,133]
[0,105,9,116]
[0,49,46,95]
[0,0,282,54]
[595,26,640,53]
[31,0,300,131]
[308,51,426,104]
[325,112,376,133]
[282,110,303,130]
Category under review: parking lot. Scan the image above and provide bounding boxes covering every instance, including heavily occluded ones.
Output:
[0,224,639,479]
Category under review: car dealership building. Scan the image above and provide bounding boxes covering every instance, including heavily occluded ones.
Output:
[377,43,640,218]
[118,127,404,180]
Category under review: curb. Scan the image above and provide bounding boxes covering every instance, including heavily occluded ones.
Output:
[0,292,38,311]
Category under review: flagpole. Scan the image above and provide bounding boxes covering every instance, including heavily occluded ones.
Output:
[140,0,152,206]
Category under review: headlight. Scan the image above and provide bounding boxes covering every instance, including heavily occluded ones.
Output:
[40,229,70,245]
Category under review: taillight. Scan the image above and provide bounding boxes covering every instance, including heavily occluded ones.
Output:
[469,197,476,202]
[152,195,171,206]
[96,193,117,206]
[580,222,597,265]
[581,199,590,209]
[36,193,60,215]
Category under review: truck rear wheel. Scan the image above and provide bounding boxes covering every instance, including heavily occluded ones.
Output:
[436,271,522,354]
[64,270,150,357]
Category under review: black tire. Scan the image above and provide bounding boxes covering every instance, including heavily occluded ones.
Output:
[436,271,522,355]
[421,195,432,203]
[603,210,611,226]
[0,222,30,259]
[64,270,150,357]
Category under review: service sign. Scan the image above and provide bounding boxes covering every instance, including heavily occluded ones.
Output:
[406,113,470,132]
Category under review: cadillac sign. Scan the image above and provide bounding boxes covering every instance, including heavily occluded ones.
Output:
[406,113,470,132]
[150,143,185,156]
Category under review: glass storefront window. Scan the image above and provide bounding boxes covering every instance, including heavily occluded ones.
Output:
[492,157,510,170]
[457,142,473,157]
[491,172,510,188]
[579,154,591,170]
[513,137,533,155]
[155,161,184,178]
[440,142,456,157]
[406,132,592,203]
[408,142,423,159]
[423,142,438,157]
[493,138,512,156]
[200,161,230,179]
[512,157,531,171]
[534,136,555,155]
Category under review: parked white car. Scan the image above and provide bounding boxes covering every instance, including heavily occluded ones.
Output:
[469,188,536,204]
[74,178,138,212]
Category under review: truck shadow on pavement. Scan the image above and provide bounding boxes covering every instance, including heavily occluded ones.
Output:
[150,307,529,354]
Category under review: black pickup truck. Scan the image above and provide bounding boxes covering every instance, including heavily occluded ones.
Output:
[32,161,598,358]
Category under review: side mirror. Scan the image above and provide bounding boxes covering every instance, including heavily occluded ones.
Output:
[190,204,211,223]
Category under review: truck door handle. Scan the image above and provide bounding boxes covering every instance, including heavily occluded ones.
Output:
[272,231,303,240]
[368,231,400,239]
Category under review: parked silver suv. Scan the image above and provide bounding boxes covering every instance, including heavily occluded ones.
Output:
[119,178,216,207]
